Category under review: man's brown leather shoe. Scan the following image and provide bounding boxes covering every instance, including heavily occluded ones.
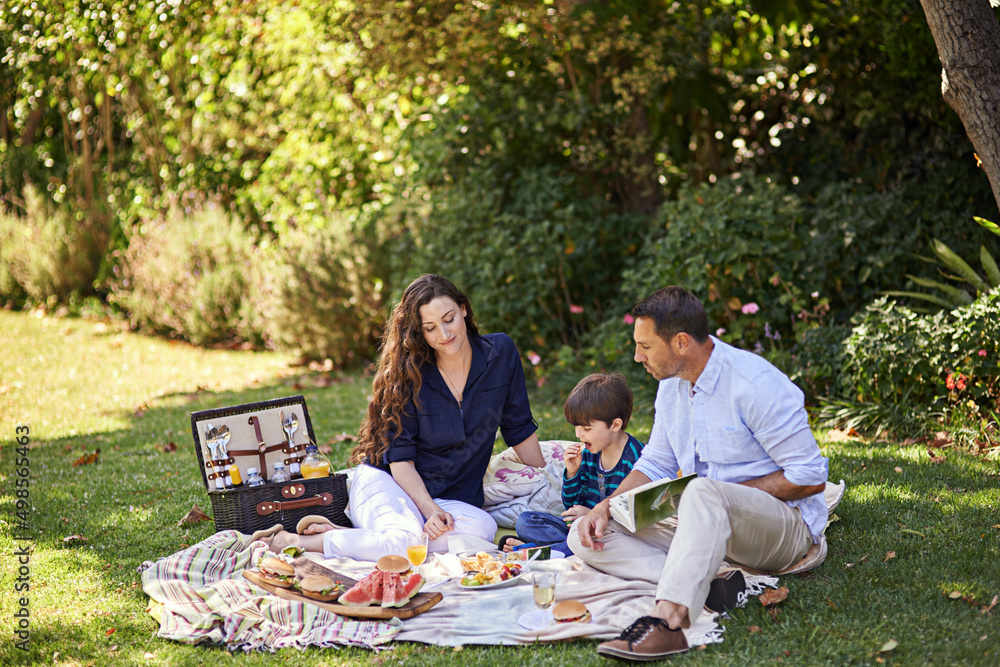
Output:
[597,616,688,661]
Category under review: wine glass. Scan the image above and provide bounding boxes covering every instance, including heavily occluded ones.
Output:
[406,532,429,569]
[532,572,556,619]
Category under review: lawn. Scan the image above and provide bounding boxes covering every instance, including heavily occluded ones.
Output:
[1,309,998,666]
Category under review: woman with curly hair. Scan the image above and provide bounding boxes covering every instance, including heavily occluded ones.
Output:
[264,274,545,559]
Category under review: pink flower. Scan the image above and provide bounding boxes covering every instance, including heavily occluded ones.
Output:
[741,302,759,315]
[623,313,635,325]
[569,304,584,314]
[536,376,547,388]
[716,328,726,336]
[979,349,987,357]
[527,351,541,366]
[946,373,968,391]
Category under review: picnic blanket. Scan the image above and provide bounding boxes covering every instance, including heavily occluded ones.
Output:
[140,530,779,652]
[349,552,779,647]
[139,531,400,652]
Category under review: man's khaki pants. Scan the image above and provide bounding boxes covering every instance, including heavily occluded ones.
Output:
[567,477,812,626]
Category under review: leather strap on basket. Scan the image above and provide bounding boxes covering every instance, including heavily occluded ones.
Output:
[219,416,307,476]
[250,416,268,473]
[256,493,333,516]
[225,443,297,479]
[282,443,306,467]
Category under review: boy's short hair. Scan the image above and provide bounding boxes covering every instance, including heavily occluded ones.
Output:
[564,373,634,429]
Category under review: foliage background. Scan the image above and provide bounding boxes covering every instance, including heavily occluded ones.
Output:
[2,0,1000,442]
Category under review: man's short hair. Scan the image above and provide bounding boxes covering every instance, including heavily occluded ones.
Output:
[631,286,710,344]
[564,373,634,429]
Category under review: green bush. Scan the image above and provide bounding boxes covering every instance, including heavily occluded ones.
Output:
[555,175,818,400]
[602,175,812,351]
[824,293,1000,443]
[786,323,851,402]
[406,165,643,360]
[569,173,994,401]
[251,207,394,365]
[111,207,260,346]
[805,178,996,318]
[0,187,109,307]
[0,211,27,307]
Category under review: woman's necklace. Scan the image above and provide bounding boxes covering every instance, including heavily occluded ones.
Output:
[438,359,469,410]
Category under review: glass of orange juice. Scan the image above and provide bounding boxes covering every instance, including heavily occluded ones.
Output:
[406,532,429,567]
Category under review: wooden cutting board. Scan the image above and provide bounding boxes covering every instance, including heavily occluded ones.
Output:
[242,558,442,620]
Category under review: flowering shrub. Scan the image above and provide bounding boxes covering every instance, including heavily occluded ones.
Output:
[829,293,1000,447]
[571,174,822,390]
[612,175,812,352]
[786,323,851,401]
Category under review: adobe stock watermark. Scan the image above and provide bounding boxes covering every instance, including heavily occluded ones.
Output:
[12,424,32,653]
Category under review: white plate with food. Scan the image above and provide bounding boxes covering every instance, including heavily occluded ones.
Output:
[456,550,529,589]
[458,564,527,590]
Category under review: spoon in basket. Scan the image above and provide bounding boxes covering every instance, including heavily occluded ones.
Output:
[284,412,301,476]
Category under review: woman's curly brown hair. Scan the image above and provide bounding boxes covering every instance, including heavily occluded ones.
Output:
[351,274,479,465]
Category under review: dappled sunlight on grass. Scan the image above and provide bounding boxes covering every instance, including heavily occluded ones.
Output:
[848,481,923,503]
[1,312,999,665]
[0,311,299,441]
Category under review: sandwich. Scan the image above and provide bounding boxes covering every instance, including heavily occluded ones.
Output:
[298,574,341,602]
[376,554,412,577]
[257,556,295,588]
[552,599,591,623]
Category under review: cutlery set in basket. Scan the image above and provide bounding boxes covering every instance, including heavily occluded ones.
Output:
[189,395,350,533]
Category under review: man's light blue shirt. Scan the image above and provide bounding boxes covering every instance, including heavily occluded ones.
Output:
[633,337,829,540]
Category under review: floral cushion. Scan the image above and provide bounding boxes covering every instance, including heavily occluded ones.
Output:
[481,440,571,529]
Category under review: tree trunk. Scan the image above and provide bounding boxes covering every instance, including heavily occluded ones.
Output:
[19,107,45,147]
[919,0,1000,214]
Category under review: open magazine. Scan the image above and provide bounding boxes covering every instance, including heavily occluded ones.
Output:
[608,473,698,533]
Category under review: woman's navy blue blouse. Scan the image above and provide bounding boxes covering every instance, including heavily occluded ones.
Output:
[380,332,538,507]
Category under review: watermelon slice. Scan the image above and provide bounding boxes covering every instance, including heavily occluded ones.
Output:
[381,572,408,608]
[339,570,423,608]
[403,573,424,600]
[339,571,384,606]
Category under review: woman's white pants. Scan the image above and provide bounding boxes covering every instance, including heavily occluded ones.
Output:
[321,464,497,561]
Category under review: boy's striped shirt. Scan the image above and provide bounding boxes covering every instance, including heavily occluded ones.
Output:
[562,432,645,509]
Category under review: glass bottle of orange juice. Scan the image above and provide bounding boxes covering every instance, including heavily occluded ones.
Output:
[300,444,331,479]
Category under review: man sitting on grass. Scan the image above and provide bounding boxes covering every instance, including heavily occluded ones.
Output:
[569,286,829,662]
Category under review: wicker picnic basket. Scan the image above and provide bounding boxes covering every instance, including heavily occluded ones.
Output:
[190,395,352,534]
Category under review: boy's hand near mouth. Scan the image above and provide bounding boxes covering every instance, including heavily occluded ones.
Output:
[564,442,583,477]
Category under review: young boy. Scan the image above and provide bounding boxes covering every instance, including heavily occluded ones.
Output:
[502,372,645,556]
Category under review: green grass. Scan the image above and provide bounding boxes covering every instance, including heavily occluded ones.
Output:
[2,310,999,666]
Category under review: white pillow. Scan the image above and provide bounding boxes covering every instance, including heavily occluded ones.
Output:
[482,440,569,504]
